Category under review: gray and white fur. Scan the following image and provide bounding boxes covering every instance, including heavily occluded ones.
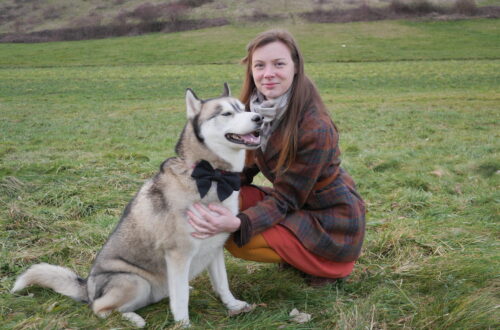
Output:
[12,83,263,328]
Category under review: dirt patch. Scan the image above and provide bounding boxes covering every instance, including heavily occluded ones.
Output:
[0,18,229,43]
[300,4,500,24]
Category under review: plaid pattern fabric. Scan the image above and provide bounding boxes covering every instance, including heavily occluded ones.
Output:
[238,106,365,262]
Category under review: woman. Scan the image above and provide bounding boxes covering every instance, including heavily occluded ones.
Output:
[187,29,365,286]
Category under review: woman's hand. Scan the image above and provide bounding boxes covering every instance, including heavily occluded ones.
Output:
[187,203,241,239]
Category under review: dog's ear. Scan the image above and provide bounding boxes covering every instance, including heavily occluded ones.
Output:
[185,88,202,119]
[221,82,231,97]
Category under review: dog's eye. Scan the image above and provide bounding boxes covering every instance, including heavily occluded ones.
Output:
[221,112,233,117]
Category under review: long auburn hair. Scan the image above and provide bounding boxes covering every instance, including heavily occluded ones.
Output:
[240,29,328,173]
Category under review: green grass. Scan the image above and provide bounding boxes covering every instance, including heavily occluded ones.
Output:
[1,19,499,67]
[1,19,499,329]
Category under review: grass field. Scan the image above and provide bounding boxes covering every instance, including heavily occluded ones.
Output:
[1,19,499,329]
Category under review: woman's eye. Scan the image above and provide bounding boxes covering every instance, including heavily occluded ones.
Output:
[276,62,285,67]
[254,63,264,69]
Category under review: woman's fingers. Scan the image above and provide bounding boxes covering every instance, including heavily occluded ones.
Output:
[194,203,221,221]
[188,218,210,233]
[187,209,214,233]
[208,203,231,216]
[188,203,239,238]
[191,231,211,239]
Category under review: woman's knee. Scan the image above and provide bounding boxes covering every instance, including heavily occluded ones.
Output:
[225,239,281,263]
[225,238,245,259]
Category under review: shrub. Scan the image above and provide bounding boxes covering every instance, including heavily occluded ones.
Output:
[42,5,63,20]
[70,14,103,28]
[454,0,478,15]
[12,19,25,33]
[301,4,387,23]
[0,17,230,43]
[389,0,445,15]
[312,0,332,12]
[389,0,413,14]
[178,0,214,7]
[164,3,189,26]
[129,2,163,22]
[114,9,129,25]
[122,2,192,25]
[412,0,442,14]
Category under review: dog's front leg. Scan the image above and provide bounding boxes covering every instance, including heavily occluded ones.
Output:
[165,252,192,327]
[208,248,253,315]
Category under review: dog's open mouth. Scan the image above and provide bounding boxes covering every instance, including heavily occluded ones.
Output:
[225,131,261,146]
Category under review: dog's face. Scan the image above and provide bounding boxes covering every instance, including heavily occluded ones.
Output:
[186,84,263,150]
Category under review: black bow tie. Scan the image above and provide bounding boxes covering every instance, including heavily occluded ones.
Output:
[191,160,241,202]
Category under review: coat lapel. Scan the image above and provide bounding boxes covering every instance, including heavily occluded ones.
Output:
[256,126,284,180]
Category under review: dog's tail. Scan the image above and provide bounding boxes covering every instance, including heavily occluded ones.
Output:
[11,263,88,302]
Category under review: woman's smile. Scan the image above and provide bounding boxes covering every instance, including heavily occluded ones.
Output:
[251,41,296,99]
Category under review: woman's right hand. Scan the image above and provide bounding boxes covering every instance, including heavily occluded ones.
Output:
[187,203,241,239]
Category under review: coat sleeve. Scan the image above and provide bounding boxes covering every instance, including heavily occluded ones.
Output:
[240,163,260,186]
[234,112,338,246]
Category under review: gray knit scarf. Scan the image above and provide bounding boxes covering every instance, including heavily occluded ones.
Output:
[250,89,291,151]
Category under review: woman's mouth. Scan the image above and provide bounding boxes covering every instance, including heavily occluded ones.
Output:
[263,83,276,89]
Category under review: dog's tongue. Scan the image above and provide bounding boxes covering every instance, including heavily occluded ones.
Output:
[240,133,260,145]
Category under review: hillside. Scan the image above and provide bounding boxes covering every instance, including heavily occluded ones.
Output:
[1,0,499,42]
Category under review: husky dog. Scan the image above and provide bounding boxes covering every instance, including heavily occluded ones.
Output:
[12,84,263,328]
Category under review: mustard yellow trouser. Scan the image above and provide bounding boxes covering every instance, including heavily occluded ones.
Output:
[225,234,282,263]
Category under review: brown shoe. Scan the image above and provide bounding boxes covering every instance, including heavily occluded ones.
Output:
[278,263,347,287]
[278,262,295,271]
[305,275,347,288]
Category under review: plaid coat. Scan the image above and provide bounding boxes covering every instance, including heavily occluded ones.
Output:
[234,105,365,262]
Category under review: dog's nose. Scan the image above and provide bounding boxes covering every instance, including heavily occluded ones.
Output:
[252,114,263,123]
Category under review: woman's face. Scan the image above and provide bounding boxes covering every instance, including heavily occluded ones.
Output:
[251,41,296,100]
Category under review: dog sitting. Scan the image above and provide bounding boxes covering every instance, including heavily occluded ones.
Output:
[12,84,263,327]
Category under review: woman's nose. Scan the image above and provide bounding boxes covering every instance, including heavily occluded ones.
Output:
[263,66,275,78]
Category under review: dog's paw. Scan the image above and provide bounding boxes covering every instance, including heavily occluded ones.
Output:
[175,319,191,328]
[96,310,112,319]
[122,312,146,328]
[227,301,256,316]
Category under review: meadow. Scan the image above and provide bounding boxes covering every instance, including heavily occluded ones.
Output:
[1,19,499,329]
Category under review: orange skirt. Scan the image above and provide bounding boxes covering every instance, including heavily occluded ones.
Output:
[227,185,354,279]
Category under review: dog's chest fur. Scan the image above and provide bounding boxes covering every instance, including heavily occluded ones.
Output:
[105,157,237,271]
[157,158,238,277]
[90,161,238,293]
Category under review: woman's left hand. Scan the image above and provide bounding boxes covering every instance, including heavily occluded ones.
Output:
[187,203,241,239]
